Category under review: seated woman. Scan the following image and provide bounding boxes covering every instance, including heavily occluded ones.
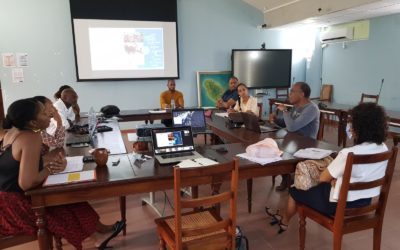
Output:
[266,102,388,233]
[33,96,65,150]
[0,98,124,250]
[228,83,258,116]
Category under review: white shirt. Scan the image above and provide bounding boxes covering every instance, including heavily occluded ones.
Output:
[53,99,75,129]
[328,142,388,202]
[233,96,258,116]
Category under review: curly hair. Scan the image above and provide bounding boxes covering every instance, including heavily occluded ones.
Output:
[350,102,387,145]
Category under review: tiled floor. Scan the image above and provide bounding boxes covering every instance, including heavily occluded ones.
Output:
[7,124,400,249]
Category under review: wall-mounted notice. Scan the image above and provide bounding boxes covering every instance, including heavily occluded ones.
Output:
[12,68,24,83]
[2,53,16,68]
[16,53,29,67]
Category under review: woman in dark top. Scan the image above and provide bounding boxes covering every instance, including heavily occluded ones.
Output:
[0,98,124,250]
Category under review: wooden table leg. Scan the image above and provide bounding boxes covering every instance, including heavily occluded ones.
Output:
[247,178,253,213]
[119,196,126,236]
[35,207,50,250]
[211,182,222,215]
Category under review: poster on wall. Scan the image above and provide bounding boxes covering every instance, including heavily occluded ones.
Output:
[196,71,231,107]
[16,53,29,67]
[2,53,16,68]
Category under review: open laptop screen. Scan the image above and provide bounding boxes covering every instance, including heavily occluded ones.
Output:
[152,127,195,154]
[172,109,206,131]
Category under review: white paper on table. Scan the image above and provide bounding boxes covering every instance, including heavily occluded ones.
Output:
[148,109,166,114]
[236,153,282,165]
[293,148,333,159]
[127,133,138,142]
[177,158,218,168]
[44,170,96,186]
[60,156,84,174]
[215,112,228,118]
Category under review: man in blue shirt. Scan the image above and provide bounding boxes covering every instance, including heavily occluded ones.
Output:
[269,82,320,190]
[216,76,239,109]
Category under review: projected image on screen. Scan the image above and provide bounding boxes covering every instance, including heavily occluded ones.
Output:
[89,28,164,71]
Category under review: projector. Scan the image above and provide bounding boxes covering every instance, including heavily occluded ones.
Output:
[137,124,166,137]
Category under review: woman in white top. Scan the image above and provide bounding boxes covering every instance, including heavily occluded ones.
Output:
[267,102,389,233]
[228,83,258,116]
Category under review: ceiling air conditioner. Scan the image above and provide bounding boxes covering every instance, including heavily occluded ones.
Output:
[320,27,354,44]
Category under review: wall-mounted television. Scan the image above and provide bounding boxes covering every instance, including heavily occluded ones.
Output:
[232,49,292,89]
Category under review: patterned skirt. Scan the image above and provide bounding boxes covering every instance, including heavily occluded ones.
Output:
[0,191,99,249]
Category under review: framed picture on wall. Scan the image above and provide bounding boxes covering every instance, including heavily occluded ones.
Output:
[196,71,231,107]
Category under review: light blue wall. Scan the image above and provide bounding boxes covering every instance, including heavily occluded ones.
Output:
[0,0,312,113]
[322,14,400,111]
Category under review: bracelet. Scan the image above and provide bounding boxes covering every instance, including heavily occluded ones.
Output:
[46,166,52,174]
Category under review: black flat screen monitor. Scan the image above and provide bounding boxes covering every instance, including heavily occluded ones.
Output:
[232,49,292,89]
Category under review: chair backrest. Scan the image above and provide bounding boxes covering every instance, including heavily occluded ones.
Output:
[333,147,398,230]
[257,103,263,120]
[276,88,289,99]
[173,159,239,249]
[360,93,379,103]
[320,84,333,102]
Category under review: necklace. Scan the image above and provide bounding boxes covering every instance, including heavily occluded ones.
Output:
[31,128,41,133]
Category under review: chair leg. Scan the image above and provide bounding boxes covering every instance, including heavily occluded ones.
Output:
[333,233,343,250]
[298,210,306,250]
[246,179,253,213]
[272,175,276,186]
[373,225,383,250]
[159,237,166,250]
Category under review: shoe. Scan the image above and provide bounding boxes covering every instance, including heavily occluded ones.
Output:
[275,175,290,191]
[265,206,280,218]
[97,220,126,250]
[270,214,288,234]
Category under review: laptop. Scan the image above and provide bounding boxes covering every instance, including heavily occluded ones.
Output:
[66,119,98,145]
[172,108,207,134]
[241,112,279,133]
[151,126,203,164]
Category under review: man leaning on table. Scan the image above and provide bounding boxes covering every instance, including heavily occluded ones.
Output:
[269,82,320,191]
[216,76,239,109]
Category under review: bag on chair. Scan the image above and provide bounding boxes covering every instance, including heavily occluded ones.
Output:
[100,105,120,118]
[294,156,333,190]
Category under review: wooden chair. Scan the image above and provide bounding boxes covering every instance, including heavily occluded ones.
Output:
[155,159,239,250]
[319,84,333,102]
[276,88,289,99]
[297,147,398,250]
[360,93,379,103]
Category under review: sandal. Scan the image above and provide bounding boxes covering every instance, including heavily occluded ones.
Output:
[277,220,288,234]
[265,206,280,218]
[98,220,126,250]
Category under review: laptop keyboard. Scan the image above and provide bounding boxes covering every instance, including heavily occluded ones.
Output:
[66,135,90,145]
[161,152,194,159]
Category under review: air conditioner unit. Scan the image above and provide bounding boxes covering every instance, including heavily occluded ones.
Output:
[320,27,354,43]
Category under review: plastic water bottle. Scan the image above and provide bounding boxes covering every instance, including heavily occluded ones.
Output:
[170,99,175,109]
[88,107,95,130]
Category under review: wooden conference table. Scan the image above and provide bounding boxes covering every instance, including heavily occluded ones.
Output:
[269,98,400,147]
[27,117,339,250]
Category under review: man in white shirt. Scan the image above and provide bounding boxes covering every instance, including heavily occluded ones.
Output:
[53,88,80,129]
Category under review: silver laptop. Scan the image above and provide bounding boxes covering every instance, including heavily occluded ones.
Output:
[172,108,207,134]
[66,119,98,145]
[151,126,203,164]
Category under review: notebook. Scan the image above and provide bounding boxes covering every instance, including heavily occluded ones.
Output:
[172,108,207,134]
[241,112,279,133]
[151,126,203,164]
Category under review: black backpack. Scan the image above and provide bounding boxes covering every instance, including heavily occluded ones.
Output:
[100,105,120,118]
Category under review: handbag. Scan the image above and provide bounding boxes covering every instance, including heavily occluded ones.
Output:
[294,156,333,190]
[100,105,120,118]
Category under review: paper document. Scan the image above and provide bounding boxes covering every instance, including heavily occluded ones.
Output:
[215,112,228,118]
[127,133,138,142]
[237,153,282,165]
[294,148,333,159]
[59,156,84,174]
[149,109,166,114]
[177,158,218,168]
[43,170,96,186]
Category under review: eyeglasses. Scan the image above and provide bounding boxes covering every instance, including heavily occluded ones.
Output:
[290,89,302,94]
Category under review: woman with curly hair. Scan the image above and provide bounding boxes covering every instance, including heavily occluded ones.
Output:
[266,102,389,233]
[0,98,124,249]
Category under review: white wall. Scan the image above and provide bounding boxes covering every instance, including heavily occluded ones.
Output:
[0,0,316,116]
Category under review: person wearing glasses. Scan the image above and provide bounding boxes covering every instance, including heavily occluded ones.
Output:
[269,82,320,191]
